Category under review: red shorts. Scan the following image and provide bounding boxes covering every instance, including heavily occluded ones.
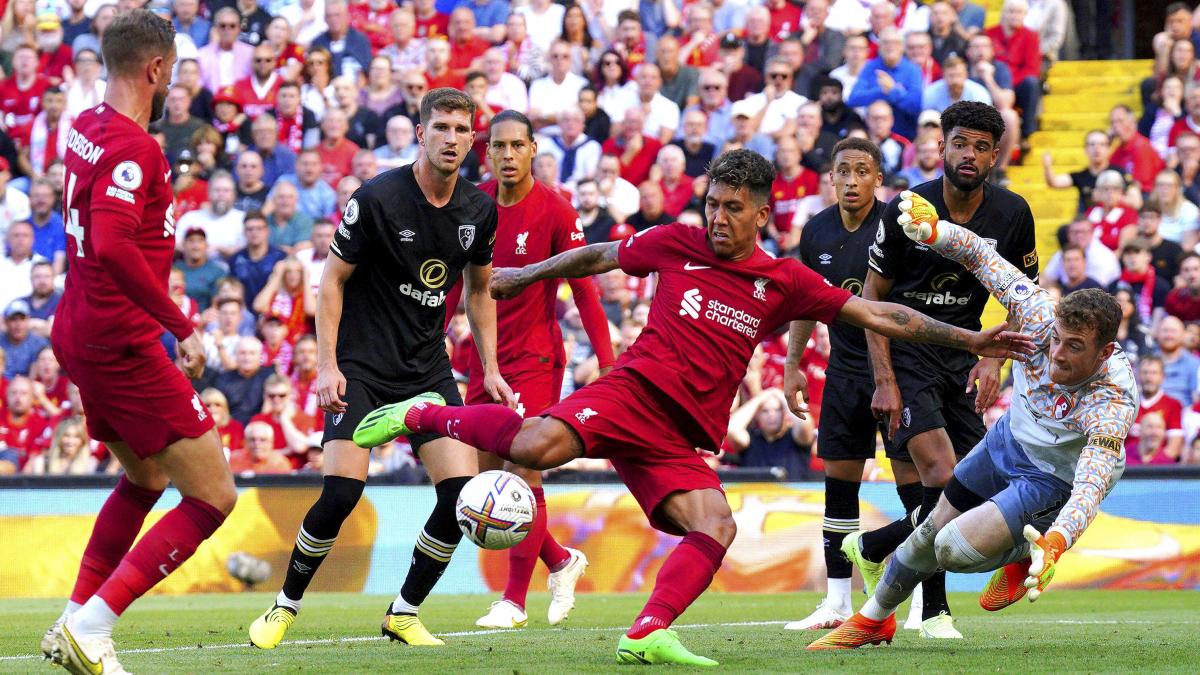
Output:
[467,366,564,419]
[542,368,723,535]
[54,342,215,459]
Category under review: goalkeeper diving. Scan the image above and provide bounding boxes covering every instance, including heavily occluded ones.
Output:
[809,191,1138,650]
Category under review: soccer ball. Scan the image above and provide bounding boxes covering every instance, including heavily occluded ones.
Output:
[456,470,536,550]
[226,551,271,586]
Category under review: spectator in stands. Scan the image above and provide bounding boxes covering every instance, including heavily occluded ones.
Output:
[60,0,91,47]
[1166,253,1200,321]
[1121,199,1184,281]
[251,372,315,456]
[69,3,113,57]
[964,34,1021,173]
[1167,86,1200,155]
[906,31,941,87]
[924,57,992,117]
[602,107,662,187]
[527,40,588,130]
[1043,218,1121,288]
[536,106,600,189]
[517,0,565,55]
[234,151,270,213]
[594,50,637,125]
[27,417,94,476]
[830,34,870,98]
[1112,286,1154,361]
[230,420,294,474]
[0,299,47,378]
[266,182,314,254]
[595,153,639,223]
[374,115,418,171]
[335,176,363,220]
[175,58,213,124]
[769,135,818,252]
[211,86,248,158]
[718,35,762,104]
[743,56,806,140]
[234,44,282,123]
[1055,245,1103,294]
[929,0,968,62]
[312,0,372,78]
[627,181,673,232]
[1149,170,1200,248]
[725,388,817,480]
[672,109,718,179]
[482,47,528,113]
[498,12,547,83]
[172,0,209,49]
[446,7,491,76]
[683,69,735,148]
[157,86,203,164]
[378,8,426,74]
[1043,129,1126,215]
[656,35,699,113]
[22,260,59,338]
[1146,75,1186,158]
[255,257,316,344]
[283,150,338,221]
[798,0,846,73]
[198,8,254,93]
[360,56,405,119]
[578,86,611,147]
[1128,355,1185,461]
[63,48,105,123]
[229,211,287,306]
[26,180,63,274]
[268,84,319,157]
[777,35,821,103]
[1128,411,1179,465]
[1086,169,1139,251]
[177,171,246,257]
[558,4,596,77]
[0,159,30,239]
[1111,238,1170,324]
[246,116,296,186]
[180,228,228,312]
[0,45,49,148]
[329,79,379,152]
[1149,3,1198,106]
[301,47,335,120]
[633,63,681,144]
[847,27,922,139]
[316,107,359,188]
[726,98,776,158]
[0,223,43,311]
[898,131,945,187]
[411,0,448,39]
[655,145,695,219]
[865,101,910,178]
[575,178,617,245]
[201,389,242,457]
[296,219,334,294]
[216,336,274,425]
[1156,312,1195,401]
[203,297,247,373]
[234,0,273,47]
[0,376,48,474]
[26,87,66,180]
[1111,104,1166,191]
[987,0,1042,142]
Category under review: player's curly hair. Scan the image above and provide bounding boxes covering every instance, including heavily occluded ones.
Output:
[706,149,776,206]
[420,88,477,126]
[1057,288,1121,347]
[832,137,884,173]
[941,101,1006,144]
[101,9,175,78]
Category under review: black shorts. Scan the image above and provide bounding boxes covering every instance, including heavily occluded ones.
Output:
[890,357,985,459]
[322,374,463,450]
[817,375,899,461]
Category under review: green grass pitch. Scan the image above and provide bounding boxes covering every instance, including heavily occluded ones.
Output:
[1,591,1195,672]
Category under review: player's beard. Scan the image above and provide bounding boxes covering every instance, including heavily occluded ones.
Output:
[944,158,988,192]
[150,88,168,124]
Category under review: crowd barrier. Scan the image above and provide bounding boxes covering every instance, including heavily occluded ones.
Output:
[0,478,1195,598]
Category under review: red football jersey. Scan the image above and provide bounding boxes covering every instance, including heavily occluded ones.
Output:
[349,3,397,52]
[235,74,281,120]
[0,75,50,143]
[54,104,193,358]
[770,170,819,232]
[471,180,588,374]
[0,410,50,469]
[616,223,851,449]
[1126,389,1184,455]
[415,12,450,39]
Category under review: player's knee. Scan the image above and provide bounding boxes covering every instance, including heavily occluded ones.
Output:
[933,521,986,572]
[318,475,366,520]
[207,480,239,516]
[707,513,737,548]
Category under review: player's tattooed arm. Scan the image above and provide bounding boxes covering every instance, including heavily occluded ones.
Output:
[490,242,621,299]
[839,297,1037,360]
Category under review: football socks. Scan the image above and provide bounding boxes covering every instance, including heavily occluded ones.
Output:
[408,403,524,460]
[280,475,366,608]
[627,532,727,640]
[69,476,163,606]
[822,476,861,584]
[503,486,552,608]
[393,476,469,614]
[860,481,922,563]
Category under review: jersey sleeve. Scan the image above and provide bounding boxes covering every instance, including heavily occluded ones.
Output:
[784,261,852,325]
[88,142,194,340]
[797,224,814,269]
[1006,199,1040,282]
[927,221,1056,345]
[551,202,587,255]
[470,201,499,267]
[867,196,904,279]
[1051,385,1136,548]
[329,187,376,265]
[616,224,674,278]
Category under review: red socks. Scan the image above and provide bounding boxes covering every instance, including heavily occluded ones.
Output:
[502,487,547,608]
[95,497,226,615]
[408,403,524,460]
[627,532,727,639]
[537,487,572,571]
[70,477,164,606]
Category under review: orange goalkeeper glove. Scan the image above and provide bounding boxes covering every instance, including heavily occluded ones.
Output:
[896,190,945,246]
[1022,525,1067,602]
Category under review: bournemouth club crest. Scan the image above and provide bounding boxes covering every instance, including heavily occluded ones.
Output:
[1052,394,1073,420]
[459,223,476,250]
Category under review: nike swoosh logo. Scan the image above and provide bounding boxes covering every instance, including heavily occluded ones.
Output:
[683,262,711,270]
[64,628,103,675]
[1076,534,1181,562]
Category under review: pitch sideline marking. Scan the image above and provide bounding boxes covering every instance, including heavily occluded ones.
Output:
[2,619,1189,662]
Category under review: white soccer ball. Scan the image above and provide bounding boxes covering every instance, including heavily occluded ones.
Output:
[456,470,536,550]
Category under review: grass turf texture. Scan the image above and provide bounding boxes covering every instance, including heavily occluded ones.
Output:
[1,591,1194,672]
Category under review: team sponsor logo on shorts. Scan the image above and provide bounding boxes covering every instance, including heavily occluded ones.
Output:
[343,198,360,224]
[1053,394,1073,420]
[841,278,864,296]
[420,258,448,288]
[112,161,142,190]
[901,407,911,428]
[575,407,598,423]
[753,277,767,301]
[515,231,529,255]
[459,223,476,250]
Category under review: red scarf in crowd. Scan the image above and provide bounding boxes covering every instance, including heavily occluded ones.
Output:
[1120,265,1156,324]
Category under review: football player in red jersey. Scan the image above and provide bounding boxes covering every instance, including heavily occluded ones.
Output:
[44,11,236,674]
[356,149,1035,666]
[468,110,615,629]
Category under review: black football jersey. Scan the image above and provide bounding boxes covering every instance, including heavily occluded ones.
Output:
[330,164,497,387]
[799,200,885,380]
[868,177,1038,371]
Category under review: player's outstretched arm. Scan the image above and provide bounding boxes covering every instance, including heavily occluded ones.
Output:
[490,242,621,300]
[837,296,1037,361]
[466,262,516,407]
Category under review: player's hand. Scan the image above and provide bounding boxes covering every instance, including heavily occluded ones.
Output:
[489,267,532,300]
[316,363,348,414]
[966,357,1003,414]
[783,363,810,419]
[176,332,207,379]
[897,191,944,245]
[597,365,614,378]
[871,380,903,440]
[1022,525,1066,602]
[484,370,517,408]
[967,321,1037,361]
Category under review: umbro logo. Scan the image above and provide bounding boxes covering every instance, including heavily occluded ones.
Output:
[398,229,415,242]
[819,253,832,265]
[683,262,711,271]
[679,288,703,319]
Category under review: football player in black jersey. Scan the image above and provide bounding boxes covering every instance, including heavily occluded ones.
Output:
[849,101,1039,638]
[249,88,516,649]
[782,138,926,632]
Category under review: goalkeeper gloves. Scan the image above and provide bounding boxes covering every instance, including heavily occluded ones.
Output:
[896,190,946,246]
[1022,525,1067,602]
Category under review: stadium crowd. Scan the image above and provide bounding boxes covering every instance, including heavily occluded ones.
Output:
[0,0,1196,478]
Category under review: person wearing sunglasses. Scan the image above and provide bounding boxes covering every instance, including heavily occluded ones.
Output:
[196,7,254,92]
